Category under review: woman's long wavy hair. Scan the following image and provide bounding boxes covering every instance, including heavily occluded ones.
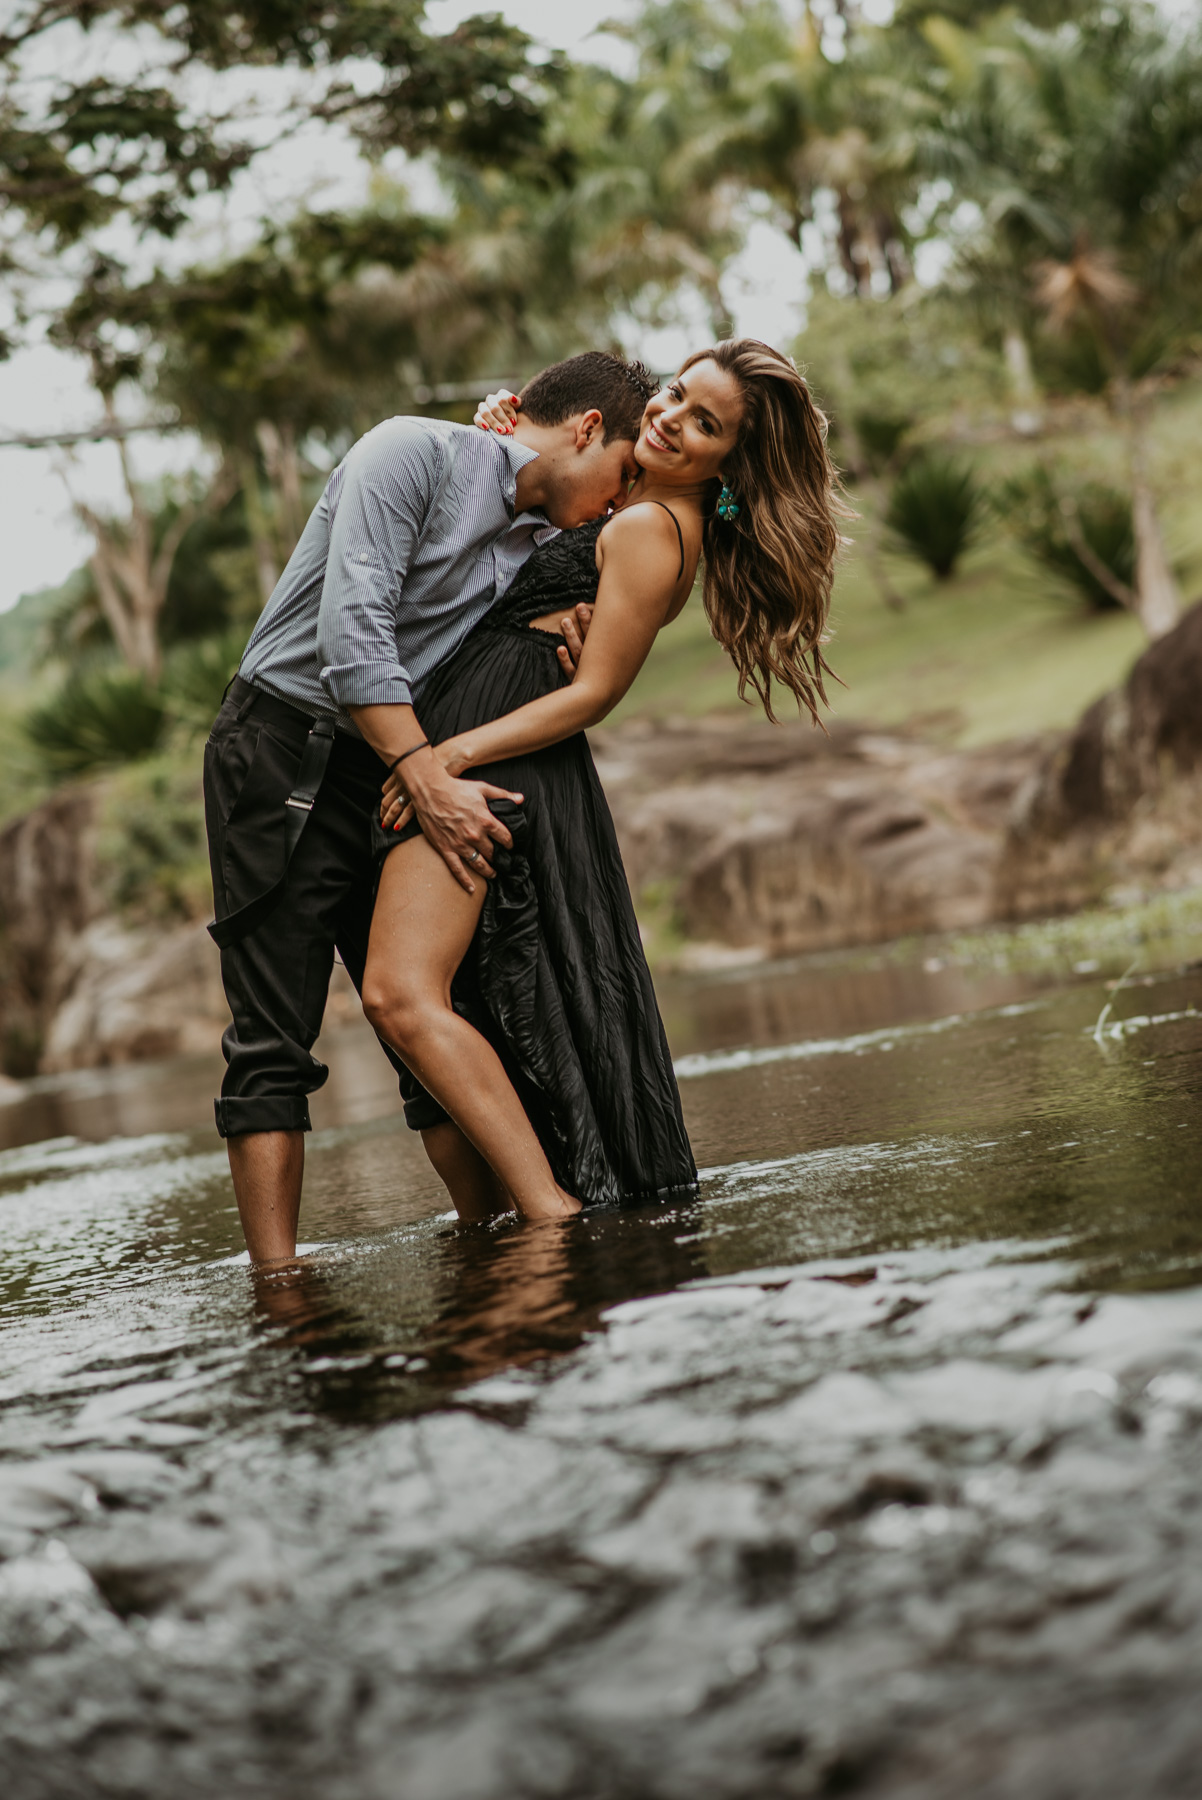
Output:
[680,338,846,726]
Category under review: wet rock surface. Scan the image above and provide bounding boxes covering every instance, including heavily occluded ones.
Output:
[2,1254,1202,1799]
[0,786,102,1075]
[0,963,1200,1798]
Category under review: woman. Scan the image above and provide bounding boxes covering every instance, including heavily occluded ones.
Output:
[361,339,843,1225]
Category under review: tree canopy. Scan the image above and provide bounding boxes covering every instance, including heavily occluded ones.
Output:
[0,2,563,249]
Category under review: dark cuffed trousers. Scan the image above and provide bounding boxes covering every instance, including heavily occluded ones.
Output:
[203,677,409,1138]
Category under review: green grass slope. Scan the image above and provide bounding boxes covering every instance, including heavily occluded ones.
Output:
[611,530,1150,745]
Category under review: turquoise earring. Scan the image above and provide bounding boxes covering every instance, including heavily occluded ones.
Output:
[717,482,740,520]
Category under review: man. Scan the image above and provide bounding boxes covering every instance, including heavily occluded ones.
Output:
[204,353,651,1263]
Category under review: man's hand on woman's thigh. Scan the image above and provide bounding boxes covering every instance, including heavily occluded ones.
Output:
[380,749,521,894]
[405,769,520,892]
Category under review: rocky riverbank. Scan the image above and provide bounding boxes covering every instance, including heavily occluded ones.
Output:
[2,601,1200,1077]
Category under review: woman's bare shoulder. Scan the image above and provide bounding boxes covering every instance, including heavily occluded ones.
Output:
[597,498,688,564]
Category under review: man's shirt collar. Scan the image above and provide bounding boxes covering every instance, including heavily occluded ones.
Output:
[496,435,539,517]
[495,435,559,542]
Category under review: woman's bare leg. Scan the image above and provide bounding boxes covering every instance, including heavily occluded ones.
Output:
[363,835,581,1222]
[421,1121,511,1223]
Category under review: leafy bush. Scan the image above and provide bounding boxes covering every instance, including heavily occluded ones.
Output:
[854,409,911,471]
[994,466,1134,611]
[884,453,984,580]
[162,629,249,733]
[97,757,210,923]
[23,665,168,775]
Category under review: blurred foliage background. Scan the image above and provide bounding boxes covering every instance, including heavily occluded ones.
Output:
[1,0,1201,902]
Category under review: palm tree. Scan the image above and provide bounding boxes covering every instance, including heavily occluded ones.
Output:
[926,1,1202,638]
[609,1,926,300]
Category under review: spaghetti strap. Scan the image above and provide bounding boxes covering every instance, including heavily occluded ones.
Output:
[650,501,686,580]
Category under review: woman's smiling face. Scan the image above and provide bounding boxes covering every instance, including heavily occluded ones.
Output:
[635,358,746,485]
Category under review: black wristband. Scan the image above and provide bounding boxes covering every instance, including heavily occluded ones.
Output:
[389,740,430,774]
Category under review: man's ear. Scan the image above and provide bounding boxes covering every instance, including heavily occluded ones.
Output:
[572,408,605,449]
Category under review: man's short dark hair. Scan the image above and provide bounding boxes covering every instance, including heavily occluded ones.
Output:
[520,352,655,445]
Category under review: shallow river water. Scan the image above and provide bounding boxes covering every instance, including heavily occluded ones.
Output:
[1,952,1201,1799]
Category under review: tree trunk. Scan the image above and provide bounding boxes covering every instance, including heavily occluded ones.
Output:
[67,440,236,679]
[238,451,281,607]
[77,450,164,682]
[865,494,907,612]
[1129,405,1179,640]
[821,350,906,612]
[87,545,144,671]
[257,421,305,565]
[1003,326,1042,433]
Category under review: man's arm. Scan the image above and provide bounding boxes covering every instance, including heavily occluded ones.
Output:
[316,421,519,893]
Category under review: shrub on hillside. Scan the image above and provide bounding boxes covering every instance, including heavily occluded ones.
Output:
[884,453,984,580]
[162,629,249,733]
[853,409,911,471]
[994,466,1135,611]
[23,665,168,775]
[97,758,210,923]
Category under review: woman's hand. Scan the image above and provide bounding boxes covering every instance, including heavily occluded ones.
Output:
[474,390,521,435]
[381,738,472,832]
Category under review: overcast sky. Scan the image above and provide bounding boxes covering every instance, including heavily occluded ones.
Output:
[0,0,809,611]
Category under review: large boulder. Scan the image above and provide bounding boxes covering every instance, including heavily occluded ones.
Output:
[1000,598,1202,916]
[0,776,364,1077]
[593,720,1050,959]
[0,779,228,1075]
[0,786,102,1074]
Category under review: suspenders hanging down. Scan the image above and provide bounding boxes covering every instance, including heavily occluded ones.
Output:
[207,714,337,951]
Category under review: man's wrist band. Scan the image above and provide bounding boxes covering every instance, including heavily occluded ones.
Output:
[390,740,430,773]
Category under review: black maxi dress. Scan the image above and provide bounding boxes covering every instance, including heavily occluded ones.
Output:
[372,516,698,1211]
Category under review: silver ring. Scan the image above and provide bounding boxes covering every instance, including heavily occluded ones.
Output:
[467,849,481,865]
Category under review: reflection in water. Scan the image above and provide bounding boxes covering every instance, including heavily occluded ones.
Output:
[414,1220,591,1392]
[424,1210,709,1386]
[250,1208,710,1422]
[0,958,1200,1797]
[252,1261,348,1338]
[656,952,1047,1064]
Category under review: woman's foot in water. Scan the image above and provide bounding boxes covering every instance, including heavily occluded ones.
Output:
[517,1185,583,1223]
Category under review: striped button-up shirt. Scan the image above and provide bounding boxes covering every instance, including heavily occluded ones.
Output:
[239,416,559,730]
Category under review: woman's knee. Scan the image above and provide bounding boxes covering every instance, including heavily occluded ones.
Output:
[361,973,426,1050]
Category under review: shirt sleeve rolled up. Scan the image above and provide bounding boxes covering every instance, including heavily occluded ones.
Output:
[316,419,442,712]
